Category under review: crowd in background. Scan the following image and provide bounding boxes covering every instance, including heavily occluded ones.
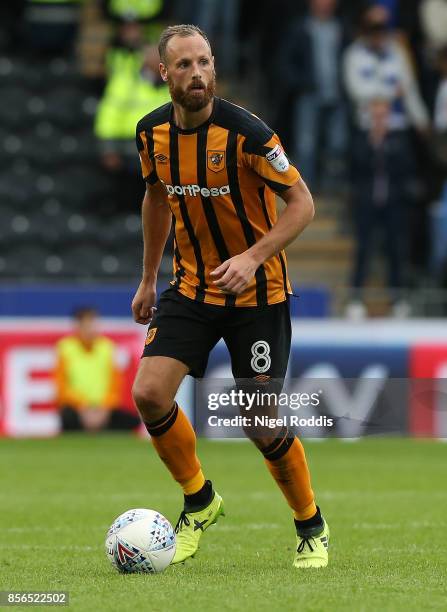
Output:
[1,0,447,313]
[264,0,447,315]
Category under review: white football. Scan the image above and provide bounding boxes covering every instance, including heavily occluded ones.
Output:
[105,508,176,573]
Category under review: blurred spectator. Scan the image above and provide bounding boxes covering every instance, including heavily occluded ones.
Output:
[337,0,365,31]
[171,0,239,78]
[55,307,140,432]
[22,0,82,56]
[94,22,169,211]
[419,0,447,107]
[343,4,430,317]
[432,45,447,172]
[102,0,163,22]
[101,0,165,43]
[434,47,447,132]
[420,0,447,57]
[430,46,447,276]
[374,0,399,27]
[344,5,429,134]
[278,0,349,191]
[397,0,425,46]
[238,0,303,134]
[0,3,26,52]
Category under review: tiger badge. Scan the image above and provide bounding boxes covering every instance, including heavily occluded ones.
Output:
[145,327,157,345]
[207,150,225,173]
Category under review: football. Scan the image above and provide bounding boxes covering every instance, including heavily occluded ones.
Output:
[105,508,176,574]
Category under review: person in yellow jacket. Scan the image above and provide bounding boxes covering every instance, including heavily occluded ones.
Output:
[94,21,170,211]
[55,307,140,432]
[103,0,163,23]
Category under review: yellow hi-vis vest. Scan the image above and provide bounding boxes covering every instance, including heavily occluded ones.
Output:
[30,0,81,3]
[55,335,121,410]
[108,0,162,20]
[94,48,170,141]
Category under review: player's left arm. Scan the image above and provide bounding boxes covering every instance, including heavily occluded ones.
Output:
[247,177,314,264]
[211,132,314,294]
[211,180,314,294]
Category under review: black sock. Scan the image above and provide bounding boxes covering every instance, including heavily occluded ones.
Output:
[294,506,324,536]
[184,480,214,512]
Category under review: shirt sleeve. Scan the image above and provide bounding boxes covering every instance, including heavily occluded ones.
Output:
[136,126,159,184]
[242,132,300,192]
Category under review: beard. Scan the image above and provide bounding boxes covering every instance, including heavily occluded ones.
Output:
[168,73,216,112]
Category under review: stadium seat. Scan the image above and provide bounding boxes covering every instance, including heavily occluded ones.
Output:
[0,169,33,206]
[0,56,18,85]
[56,130,98,165]
[44,253,66,276]
[81,95,99,124]
[4,159,40,188]
[65,213,103,244]
[3,210,58,249]
[0,86,31,128]
[101,249,140,278]
[0,132,23,165]
[22,122,65,168]
[100,214,142,247]
[63,243,108,278]
[0,203,16,246]
[48,57,78,79]
[61,242,140,280]
[27,95,47,122]
[44,87,91,129]
[0,244,52,278]
[0,56,39,89]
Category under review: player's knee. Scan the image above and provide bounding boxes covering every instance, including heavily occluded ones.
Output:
[131,378,171,421]
[241,414,278,448]
[244,430,277,452]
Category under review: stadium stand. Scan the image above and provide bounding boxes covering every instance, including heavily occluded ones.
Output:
[2,1,447,317]
[0,48,147,281]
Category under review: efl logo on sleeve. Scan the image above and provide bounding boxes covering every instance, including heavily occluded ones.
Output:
[266,144,289,173]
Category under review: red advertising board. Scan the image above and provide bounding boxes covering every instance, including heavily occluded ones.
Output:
[409,345,447,438]
[2,319,447,438]
[0,322,144,437]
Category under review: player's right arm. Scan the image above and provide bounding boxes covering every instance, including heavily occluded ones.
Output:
[131,180,172,325]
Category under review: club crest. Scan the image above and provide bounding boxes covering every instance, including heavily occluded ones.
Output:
[207,150,225,173]
[145,327,157,345]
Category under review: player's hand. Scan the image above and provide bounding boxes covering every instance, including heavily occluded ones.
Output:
[210,253,258,295]
[131,280,157,324]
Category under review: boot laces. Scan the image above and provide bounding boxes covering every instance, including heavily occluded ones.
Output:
[175,510,190,534]
[297,536,315,553]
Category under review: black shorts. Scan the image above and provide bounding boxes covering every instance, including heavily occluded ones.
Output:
[142,288,291,379]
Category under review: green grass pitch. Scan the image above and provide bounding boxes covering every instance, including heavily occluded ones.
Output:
[1,435,446,611]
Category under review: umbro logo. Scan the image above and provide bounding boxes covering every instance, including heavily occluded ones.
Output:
[155,153,168,164]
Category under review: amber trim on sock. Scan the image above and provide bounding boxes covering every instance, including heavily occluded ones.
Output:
[144,402,178,437]
[261,426,295,461]
[293,500,318,521]
[182,469,206,495]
